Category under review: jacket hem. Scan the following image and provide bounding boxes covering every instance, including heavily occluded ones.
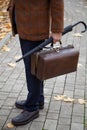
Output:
[18,34,49,41]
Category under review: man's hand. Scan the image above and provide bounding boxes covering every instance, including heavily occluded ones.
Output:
[50,33,62,43]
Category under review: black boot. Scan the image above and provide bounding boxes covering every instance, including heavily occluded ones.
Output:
[12,110,39,126]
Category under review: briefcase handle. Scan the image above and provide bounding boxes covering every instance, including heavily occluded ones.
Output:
[50,40,62,48]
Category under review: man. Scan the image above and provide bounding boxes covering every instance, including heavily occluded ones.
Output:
[7,0,64,126]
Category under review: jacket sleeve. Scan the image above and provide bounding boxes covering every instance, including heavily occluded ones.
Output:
[50,0,64,33]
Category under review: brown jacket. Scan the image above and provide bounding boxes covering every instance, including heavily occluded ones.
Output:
[7,0,64,41]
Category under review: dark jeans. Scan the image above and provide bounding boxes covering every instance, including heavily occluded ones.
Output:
[19,38,44,111]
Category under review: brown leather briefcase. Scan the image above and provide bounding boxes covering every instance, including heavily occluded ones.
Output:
[31,45,79,80]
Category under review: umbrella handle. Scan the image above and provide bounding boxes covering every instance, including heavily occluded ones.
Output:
[62,21,87,35]
[72,21,87,33]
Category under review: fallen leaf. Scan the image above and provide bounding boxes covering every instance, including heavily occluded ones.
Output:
[0,0,11,40]
[72,33,83,37]
[54,95,67,101]
[1,45,10,52]
[14,55,21,60]
[0,32,7,39]
[78,99,86,104]
[6,122,14,128]
[64,97,75,103]
[78,63,83,68]
[5,23,11,29]
[8,63,16,68]
[54,95,87,105]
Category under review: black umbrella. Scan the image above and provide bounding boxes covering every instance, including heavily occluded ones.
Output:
[16,21,87,62]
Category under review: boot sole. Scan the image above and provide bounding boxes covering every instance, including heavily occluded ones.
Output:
[12,113,39,126]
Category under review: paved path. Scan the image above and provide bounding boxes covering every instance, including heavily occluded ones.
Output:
[0,0,87,130]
